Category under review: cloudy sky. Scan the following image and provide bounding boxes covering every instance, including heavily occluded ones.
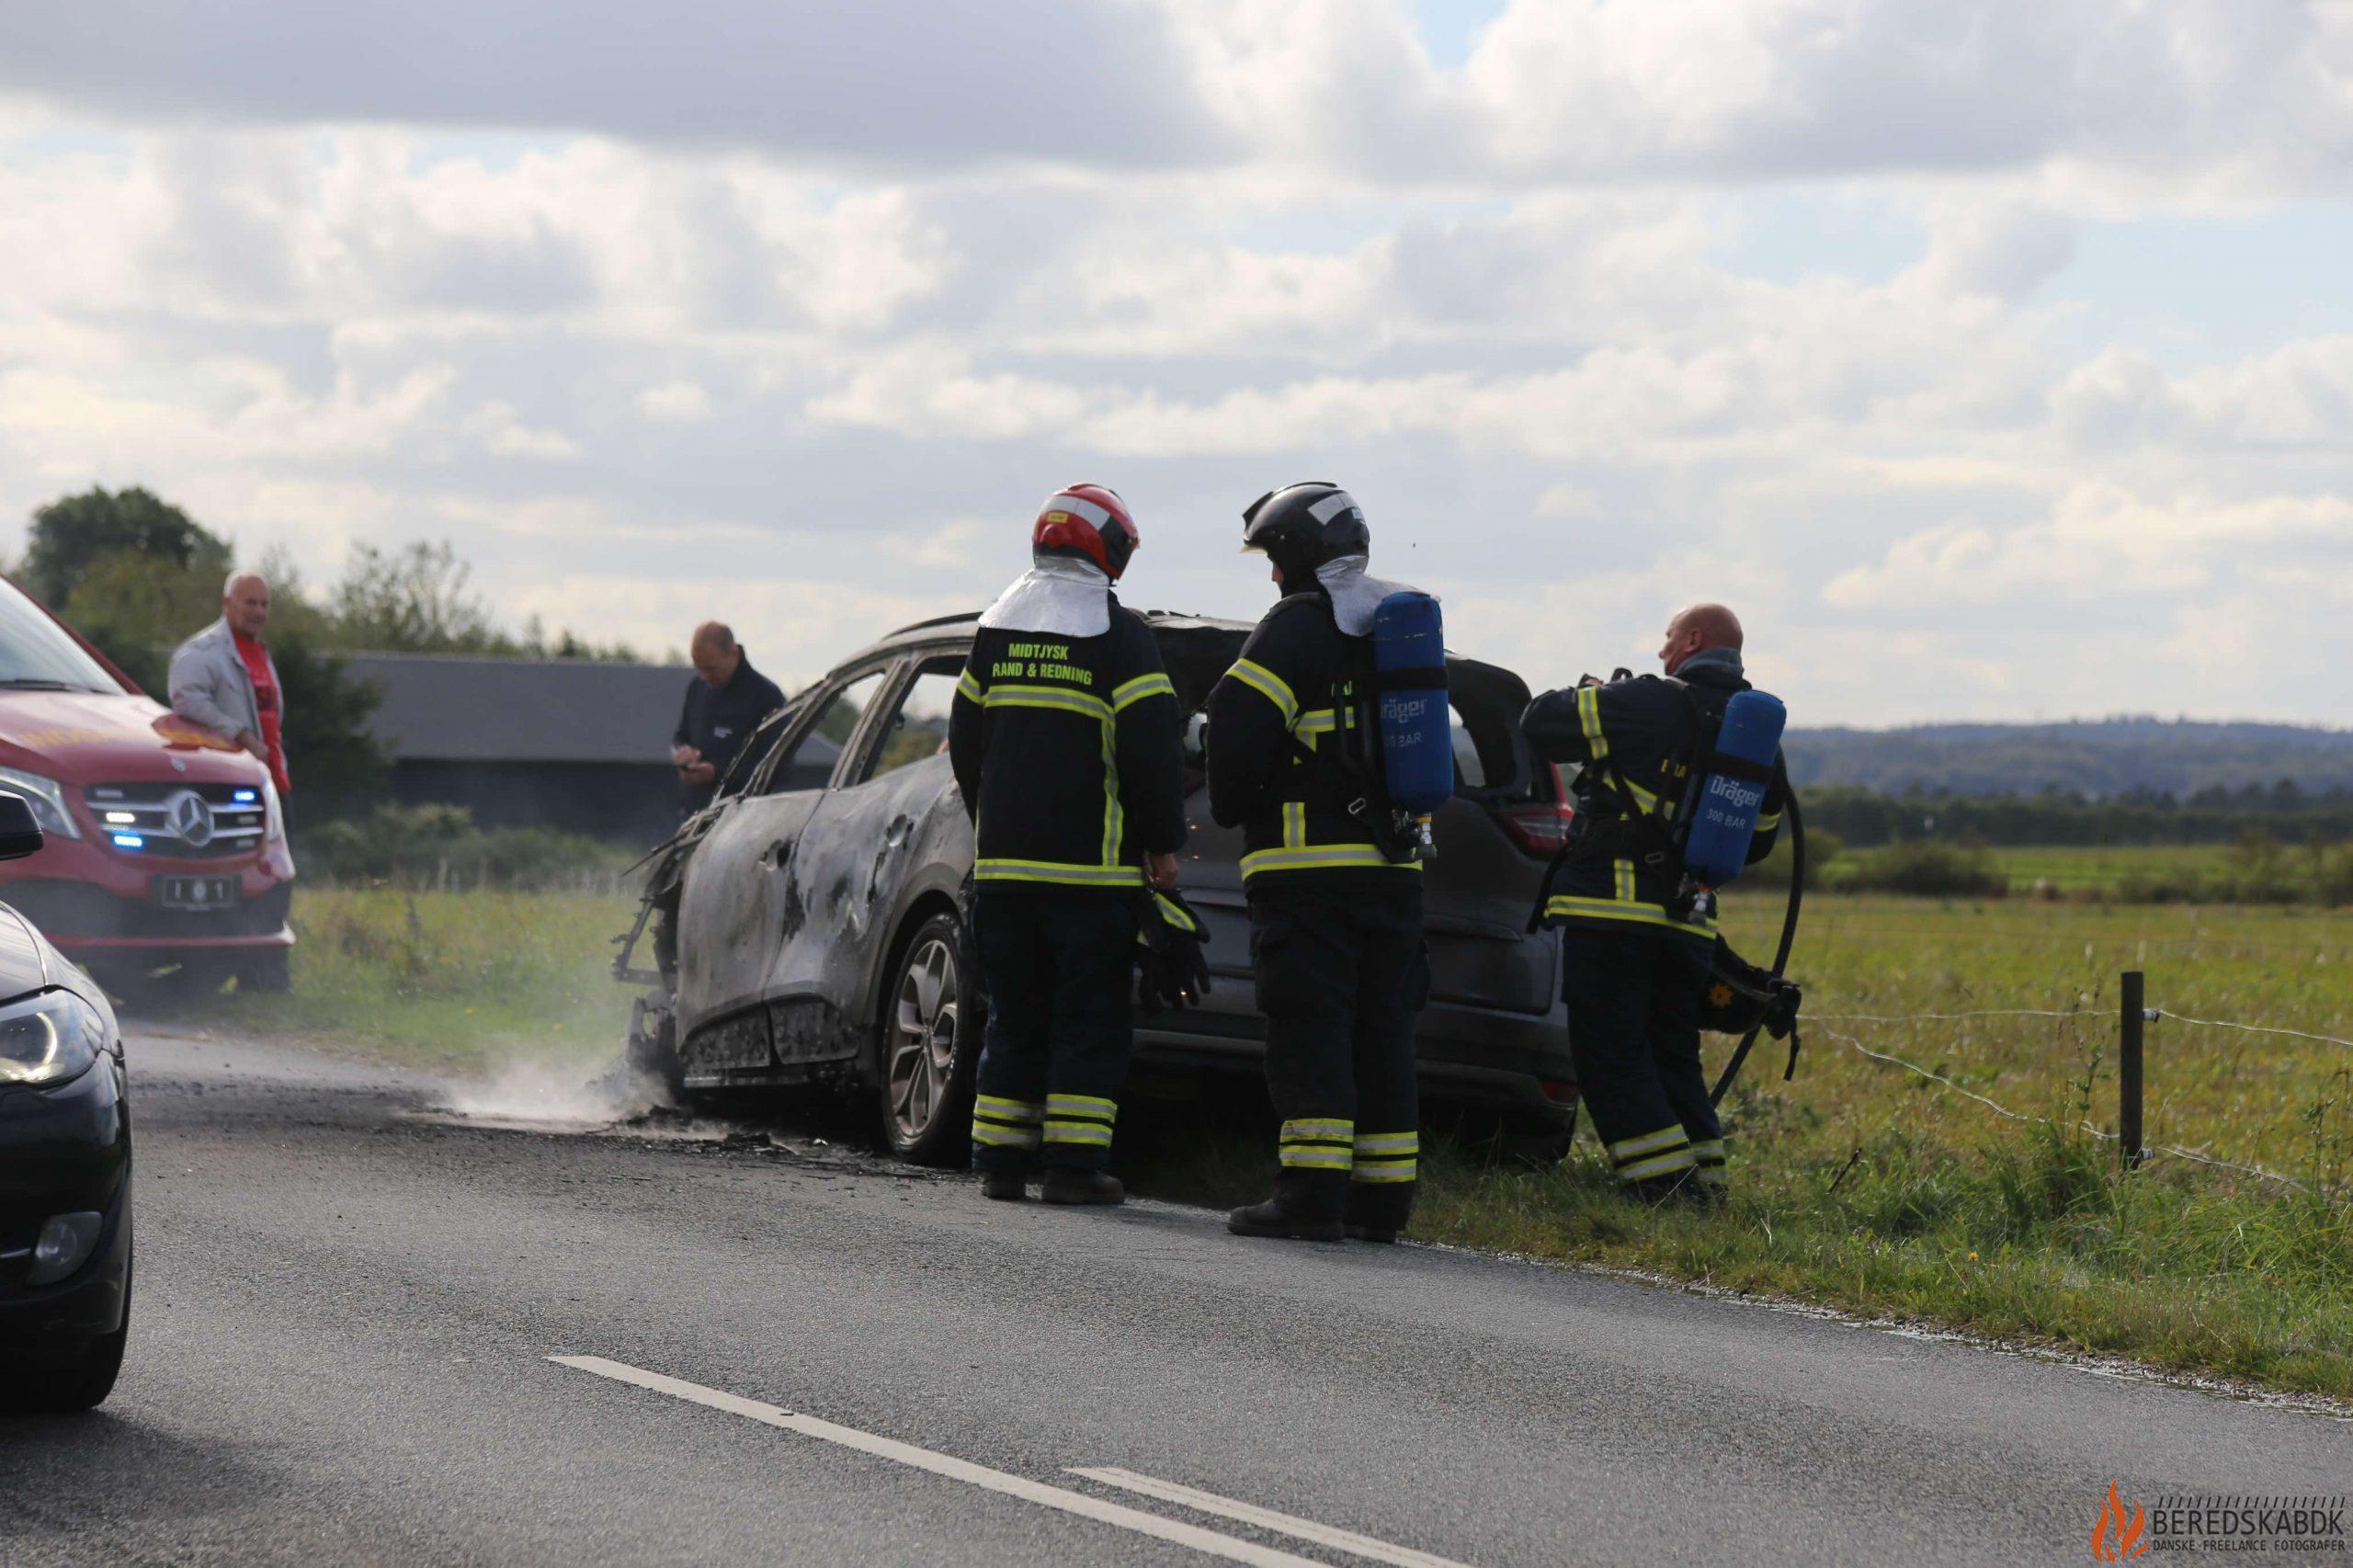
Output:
[2,1,2348,724]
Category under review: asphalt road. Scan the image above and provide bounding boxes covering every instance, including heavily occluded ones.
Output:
[3,1028,2344,1566]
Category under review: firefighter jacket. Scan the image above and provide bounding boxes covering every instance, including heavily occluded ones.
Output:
[1521,660,1785,944]
[949,602,1187,891]
[1205,587,1422,890]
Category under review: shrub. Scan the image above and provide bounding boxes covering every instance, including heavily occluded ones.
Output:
[295,803,634,892]
[1841,838,2008,898]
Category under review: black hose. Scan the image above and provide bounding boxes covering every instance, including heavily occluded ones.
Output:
[1710,770,1803,1106]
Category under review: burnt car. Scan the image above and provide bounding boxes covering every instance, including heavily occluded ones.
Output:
[616,611,1579,1165]
[0,792,133,1414]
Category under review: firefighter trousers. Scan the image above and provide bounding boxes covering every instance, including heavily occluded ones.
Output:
[1560,926,1724,1190]
[969,883,1139,1173]
[1248,879,1428,1217]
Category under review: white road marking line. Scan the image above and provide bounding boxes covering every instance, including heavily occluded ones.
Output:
[548,1357,1325,1568]
[1070,1468,1482,1568]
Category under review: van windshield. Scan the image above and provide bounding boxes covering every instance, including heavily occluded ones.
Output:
[0,579,127,693]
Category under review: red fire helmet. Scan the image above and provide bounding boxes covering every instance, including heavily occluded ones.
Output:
[1031,483,1140,580]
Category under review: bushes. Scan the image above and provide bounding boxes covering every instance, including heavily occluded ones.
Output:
[1835,838,2009,898]
[298,803,636,892]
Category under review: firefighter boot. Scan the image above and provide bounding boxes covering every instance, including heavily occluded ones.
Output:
[1344,1181,1415,1244]
[1040,1168,1125,1206]
[982,1171,1030,1202]
[1228,1170,1347,1242]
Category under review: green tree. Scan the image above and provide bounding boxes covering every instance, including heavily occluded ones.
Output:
[328,540,510,654]
[22,486,233,608]
[55,551,222,694]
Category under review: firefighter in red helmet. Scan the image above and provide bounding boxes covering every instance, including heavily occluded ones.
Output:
[949,484,1188,1205]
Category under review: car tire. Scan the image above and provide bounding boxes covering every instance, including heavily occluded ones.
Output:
[876,910,980,1168]
[2,1244,129,1415]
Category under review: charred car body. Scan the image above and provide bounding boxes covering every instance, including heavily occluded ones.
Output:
[618,611,1579,1164]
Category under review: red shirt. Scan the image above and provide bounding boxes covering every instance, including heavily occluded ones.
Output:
[233,631,290,796]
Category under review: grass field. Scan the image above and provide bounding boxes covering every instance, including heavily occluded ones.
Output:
[174,883,2353,1398]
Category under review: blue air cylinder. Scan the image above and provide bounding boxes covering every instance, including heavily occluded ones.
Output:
[1681,688,1785,887]
[1371,592,1452,817]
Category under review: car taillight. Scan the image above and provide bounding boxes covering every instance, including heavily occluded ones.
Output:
[1495,801,1574,858]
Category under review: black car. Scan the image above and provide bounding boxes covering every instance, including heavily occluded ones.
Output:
[0,792,132,1415]
[617,611,1581,1165]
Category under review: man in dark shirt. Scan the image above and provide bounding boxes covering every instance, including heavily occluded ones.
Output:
[671,621,786,816]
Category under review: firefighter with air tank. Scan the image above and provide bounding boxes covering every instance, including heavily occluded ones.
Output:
[949,485,1188,1208]
[1203,483,1443,1244]
[1522,604,1789,1202]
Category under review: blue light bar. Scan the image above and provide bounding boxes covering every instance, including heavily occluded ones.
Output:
[111,834,145,850]
[232,790,257,803]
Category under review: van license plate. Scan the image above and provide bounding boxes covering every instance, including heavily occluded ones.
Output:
[155,876,237,911]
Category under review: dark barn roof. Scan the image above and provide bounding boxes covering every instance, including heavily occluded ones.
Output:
[345,653,696,766]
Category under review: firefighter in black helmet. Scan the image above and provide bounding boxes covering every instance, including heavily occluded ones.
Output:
[949,484,1188,1207]
[1205,483,1431,1243]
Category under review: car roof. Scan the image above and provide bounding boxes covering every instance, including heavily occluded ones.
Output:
[856,608,1256,658]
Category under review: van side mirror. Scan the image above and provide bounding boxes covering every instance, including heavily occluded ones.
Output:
[0,793,43,861]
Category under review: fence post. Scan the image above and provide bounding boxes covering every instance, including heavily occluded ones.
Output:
[2120,970,2146,1170]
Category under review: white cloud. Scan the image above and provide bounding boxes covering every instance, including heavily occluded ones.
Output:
[636,381,713,424]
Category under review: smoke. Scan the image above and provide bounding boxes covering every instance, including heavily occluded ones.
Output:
[438,1053,676,1131]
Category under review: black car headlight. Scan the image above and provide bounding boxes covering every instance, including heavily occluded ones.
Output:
[0,991,108,1087]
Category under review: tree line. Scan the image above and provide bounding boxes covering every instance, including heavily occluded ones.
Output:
[1802,785,2353,848]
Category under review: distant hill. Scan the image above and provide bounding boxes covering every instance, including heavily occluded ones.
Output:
[1784,719,2353,799]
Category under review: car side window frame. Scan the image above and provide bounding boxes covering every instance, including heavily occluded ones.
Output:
[751,662,898,797]
[838,642,972,788]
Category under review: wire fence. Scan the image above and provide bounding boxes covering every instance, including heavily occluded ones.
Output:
[1813,1024,2318,1194]
[1789,973,2353,1199]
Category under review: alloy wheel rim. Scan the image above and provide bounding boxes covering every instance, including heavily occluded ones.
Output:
[888,937,959,1140]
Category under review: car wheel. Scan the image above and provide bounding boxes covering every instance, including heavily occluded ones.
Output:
[877,911,979,1167]
[2,1243,129,1415]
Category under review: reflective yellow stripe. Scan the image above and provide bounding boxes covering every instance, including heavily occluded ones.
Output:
[1620,775,1665,813]
[1226,659,1299,727]
[976,859,1144,888]
[1099,710,1123,869]
[1618,1148,1697,1183]
[1281,1119,1353,1142]
[1608,1125,1688,1161]
[1689,1139,1726,1165]
[1047,1094,1117,1120]
[1111,673,1176,712]
[1695,1167,1728,1187]
[1542,895,1715,938]
[1754,811,1781,834]
[1294,708,1340,737]
[1614,858,1635,902]
[1243,846,1421,878]
[975,1096,1044,1122]
[1576,685,1608,761]
[1352,1131,1418,1155]
[1281,801,1306,849]
[956,669,983,703]
[1279,1147,1354,1170]
[972,1122,1042,1149]
[1044,1121,1114,1146]
[982,685,1113,722]
[1352,1160,1417,1184]
[1151,892,1202,936]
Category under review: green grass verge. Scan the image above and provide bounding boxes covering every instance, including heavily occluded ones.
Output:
[174,884,2353,1398]
[174,886,636,1074]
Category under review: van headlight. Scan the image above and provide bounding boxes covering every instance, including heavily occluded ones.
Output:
[0,766,79,840]
[0,991,108,1087]
[263,776,285,844]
